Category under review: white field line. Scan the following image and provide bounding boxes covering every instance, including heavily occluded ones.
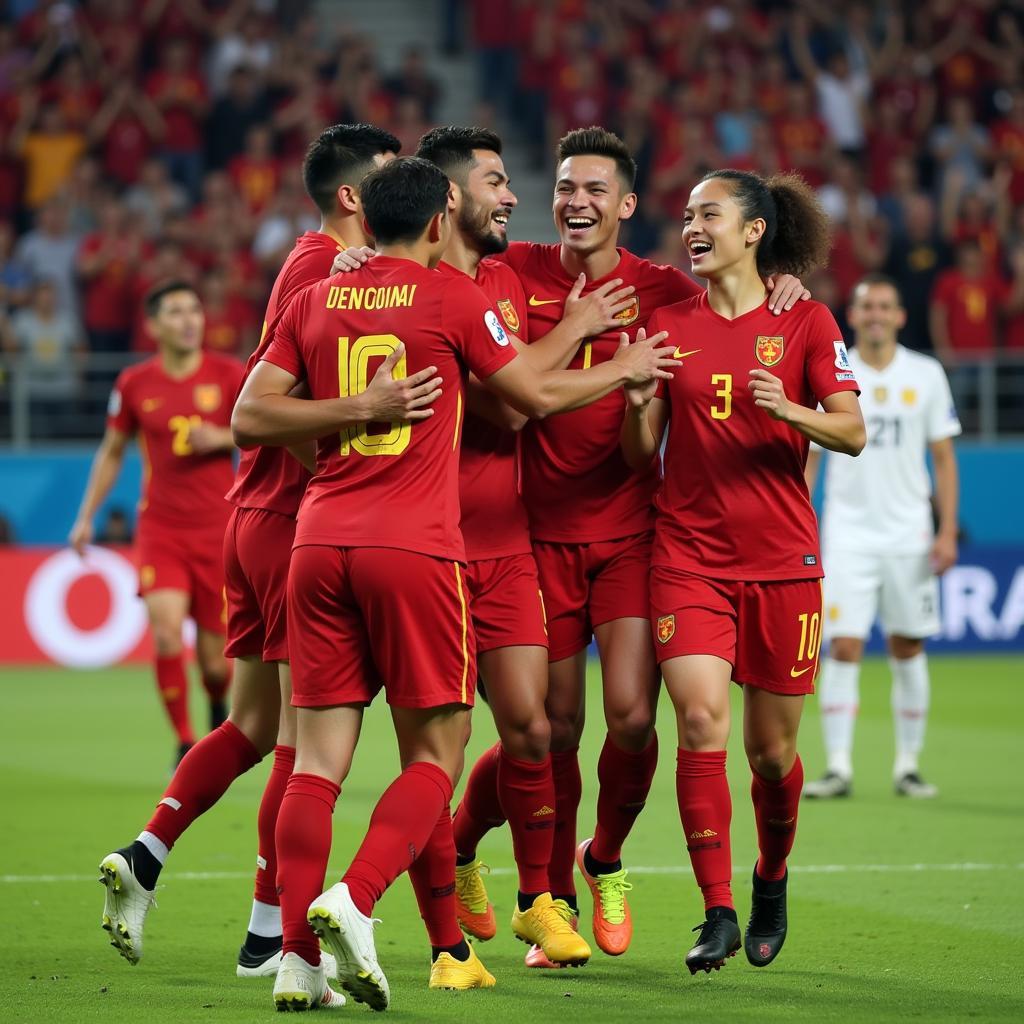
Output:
[3,862,1022,884]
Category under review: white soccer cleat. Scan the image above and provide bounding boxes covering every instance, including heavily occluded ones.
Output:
[894,772,938,799]
[272,951,346,1012]
[308,882,390,1011]
[99,851,156,965]
[802,772,852,799]
[237,943,339,979]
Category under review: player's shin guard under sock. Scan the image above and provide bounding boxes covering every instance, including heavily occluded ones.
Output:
[591,732,659,865]
[818,657,859,779]
[154,654,194,746]
[453,743,504,862]
[254,744,294,907]
[890,653,929,778]
[276,772,340,965]
[750,756,803,882]
[549,746,582,898]
[497,749,554,894]
[144,721,261,850]
[676,749,733,911]
[409,805,463,949]
[343,762,454,918]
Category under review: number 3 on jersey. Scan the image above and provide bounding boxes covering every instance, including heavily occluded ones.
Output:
[337,334,411,456]
[710,373,732,420]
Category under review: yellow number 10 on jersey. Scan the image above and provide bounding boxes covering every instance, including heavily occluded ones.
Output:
[337,334,411,456]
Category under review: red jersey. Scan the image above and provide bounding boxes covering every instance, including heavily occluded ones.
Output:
[79,234,148,332]
[650,294,860,580]
[440,259,531,560]
[107,352,244,531]
[263,256,518,561]
[495,241,701,542]
[932,269,1006,351]
[226,231,343,516]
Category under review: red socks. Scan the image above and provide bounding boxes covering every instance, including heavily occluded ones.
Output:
[343,762,453,917]
[145,721,261,849]
[452,743,504,858]
[407,806,463,947]
[154,654,194,745]
[497,749,554,894]
[676,749,733,911]
[549,746,582,897]
[591,733,659,864]
[277,772,340,964]
[751,755,803,882]
[254,744,295,906]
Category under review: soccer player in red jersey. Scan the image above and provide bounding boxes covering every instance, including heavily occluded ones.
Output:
[232,156,676,1010]
[620,169,866,975]
[71,281,242,759]
[491,127,809,962]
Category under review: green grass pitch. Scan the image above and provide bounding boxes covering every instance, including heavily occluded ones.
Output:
[2,656,1023,1023]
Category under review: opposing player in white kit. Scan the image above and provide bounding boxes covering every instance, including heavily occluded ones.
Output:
[803,275,961,799]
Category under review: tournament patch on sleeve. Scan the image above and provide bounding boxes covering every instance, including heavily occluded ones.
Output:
[484,308,510,347]
[833,340,852,370]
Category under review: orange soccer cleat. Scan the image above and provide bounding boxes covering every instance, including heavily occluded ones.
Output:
[575,838,634,956]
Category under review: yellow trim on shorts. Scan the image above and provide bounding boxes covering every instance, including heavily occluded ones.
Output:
[454,562,469,703]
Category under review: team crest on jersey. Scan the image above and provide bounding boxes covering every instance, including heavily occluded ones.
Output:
[656,614,675,644]
[194,384,222,413]
[497,298,520,333]
[901,388,917,406]
[614,296,640,327]
[874,386,888,403]
[755,335,784,367]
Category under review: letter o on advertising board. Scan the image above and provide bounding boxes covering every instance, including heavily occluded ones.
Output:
[25,547,147,667]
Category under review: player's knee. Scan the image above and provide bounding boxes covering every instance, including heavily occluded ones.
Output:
[678,705,726,750]
[501,714,551,761]
[746,740,796,781]
[548,712,583,752]
[888,635,924,660]
[229,704,278,755]
[829,637,863,663]
[606,704,655,751]
[151,623,184,657]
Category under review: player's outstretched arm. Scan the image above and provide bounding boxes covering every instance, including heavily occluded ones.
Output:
[929,436,959,574]
[69,426,129,556]
[232,347,442,448]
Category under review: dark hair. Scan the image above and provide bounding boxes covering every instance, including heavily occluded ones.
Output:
[301,123,402,215]
[360,157,451,245]
[556,126,636,192]
[700,169,831,277]
[144,280,199,318]
[415,126,502,186]
[852,272,903,303]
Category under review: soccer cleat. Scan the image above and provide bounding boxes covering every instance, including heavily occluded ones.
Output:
[272,951,346,1012]
[744,867,788,967]
[307,882,390,1012]
[98,850,156,965]
[428,945,497,990]
[511,892,591,966]
[237,942,339,979]
[454,859,496,940]
[895,772,938,798]
[524,900,579,969]
[802,771,852,799]
[575,838,633,955]
[685,913,741,975]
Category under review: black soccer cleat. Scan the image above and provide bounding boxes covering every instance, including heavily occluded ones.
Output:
[685,909,740,975]
[744,866,788,967]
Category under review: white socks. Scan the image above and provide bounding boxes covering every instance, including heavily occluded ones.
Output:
[137,830,169,865]
[248,899,283,938]
[890,652,930,779]
[818,657,860,780]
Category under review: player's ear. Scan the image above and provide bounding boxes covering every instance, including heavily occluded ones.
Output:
[447,183,459,211]
[427,210,445,244]
[337,183,360,215]
[618,190,638,222]
[745,217,766,245]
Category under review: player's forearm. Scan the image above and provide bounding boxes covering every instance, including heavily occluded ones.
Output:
[466,375,528,431]
[520,319,586,373]
[286,441,316,473]
[620,403,659,471]
[523,360,632,418]
[785,406,866,456]
[232,393,371,448]
[75,446,123,524]
[932,450,959,540]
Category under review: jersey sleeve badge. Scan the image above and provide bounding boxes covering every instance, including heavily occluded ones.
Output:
[497,298,520,333]
[613,296,639,327]
[484,309,510,346]
[194,383,222,413]
[755,335,784,367]
[833,340,852,369]
[656,614,676,644]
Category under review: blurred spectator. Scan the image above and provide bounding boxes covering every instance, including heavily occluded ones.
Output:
[0,220,31,311]
[205,64,271,170]
[251,167,317,273]
[9,92,87,210]
[384,46,441,121]
[992,89,1024,206]
[123,157,190,238]
[228,123,280,215]
[387,96,432,158]
[92,79,166,187]
[929,239,1007,360]
[929,95,991,194]
[12,198,79,316]
[201,265,258,357]
[208,5,276,96]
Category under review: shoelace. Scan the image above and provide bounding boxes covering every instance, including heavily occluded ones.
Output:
[550,898,578,925]
[455,861,490,914]
[536,900,578,935]
[593,869,632,925]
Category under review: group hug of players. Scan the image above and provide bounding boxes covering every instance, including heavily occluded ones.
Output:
[74,116,962,1013]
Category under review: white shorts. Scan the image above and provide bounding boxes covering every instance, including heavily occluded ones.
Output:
[821,549,940,642]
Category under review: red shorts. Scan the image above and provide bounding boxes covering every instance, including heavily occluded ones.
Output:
[135,520,226,634]
[288,545,476,709]
[532,532,652,662]
[464,554,549,654]
[649,565,823,695]
[223,506,294,662]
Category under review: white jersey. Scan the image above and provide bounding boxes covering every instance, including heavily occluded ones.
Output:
[819,345,961,555]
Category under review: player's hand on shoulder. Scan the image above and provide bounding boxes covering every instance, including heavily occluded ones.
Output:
[749,368,792,421]
[612,327,675,386]
[765,273,811,314]
[930,532,958,575]
[363,342,443,422]
[68,518,92,557]
[331,246,376,275]
[562,273,637,337]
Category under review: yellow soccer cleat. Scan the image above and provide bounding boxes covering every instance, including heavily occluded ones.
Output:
[454,859,496,941]
[511,892,591,967]
[429,944,496,990]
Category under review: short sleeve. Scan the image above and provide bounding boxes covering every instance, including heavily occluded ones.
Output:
[442,278,519,380]
[262,292,306,379]
[803,304,860,402]
[106,370,136,435]
[925,361,962,442]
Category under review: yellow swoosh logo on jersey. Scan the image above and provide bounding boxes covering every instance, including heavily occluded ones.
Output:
[529,295,561,306]
[141,398,163,412]
[673,348,702,360]
[789,665,813,678]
